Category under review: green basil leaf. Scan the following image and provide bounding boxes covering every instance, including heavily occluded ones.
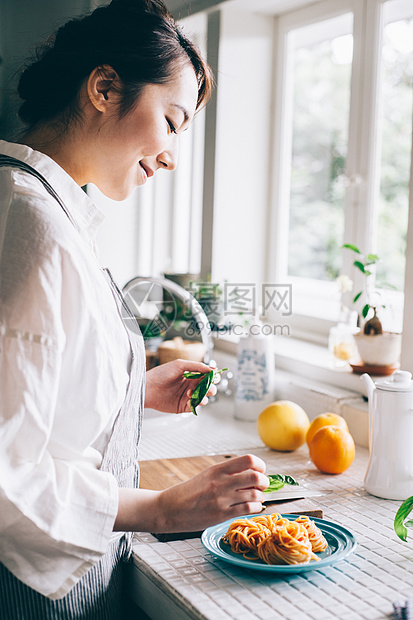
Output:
[342,243,362,254]
[183,371,204,379]
[263,474,299,494]
[394,496,413,541]
[183,368,228,381]
[189,371,213,415]
[183,367,229,415]
[213,367,228,382]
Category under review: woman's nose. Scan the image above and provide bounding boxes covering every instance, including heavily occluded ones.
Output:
[157,143,178,171]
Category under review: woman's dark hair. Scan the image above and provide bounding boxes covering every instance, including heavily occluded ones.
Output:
[17,0,213,126]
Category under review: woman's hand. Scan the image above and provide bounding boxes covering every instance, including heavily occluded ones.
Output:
[157,454,268,532]
[144,358,217,413]
[114,454,268,533]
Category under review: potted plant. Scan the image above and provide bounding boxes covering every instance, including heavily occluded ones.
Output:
[191,276,225,330]
[342,243,401,368]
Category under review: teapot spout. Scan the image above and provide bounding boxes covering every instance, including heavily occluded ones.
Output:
[361,373,375,402]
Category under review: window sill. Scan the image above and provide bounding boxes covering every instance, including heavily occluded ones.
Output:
[212,333,369,448]
[213,333,370,398]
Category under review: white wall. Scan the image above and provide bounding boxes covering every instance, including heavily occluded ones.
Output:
[211,8,273,287]
[88,185,140,288]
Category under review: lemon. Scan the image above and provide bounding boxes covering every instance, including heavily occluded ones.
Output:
[333,342,354,361]
[257,400,310,452]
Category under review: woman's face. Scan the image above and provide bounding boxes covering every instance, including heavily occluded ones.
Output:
[92,63,199,200]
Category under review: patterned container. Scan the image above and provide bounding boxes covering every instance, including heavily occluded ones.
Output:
[234,328,276,421]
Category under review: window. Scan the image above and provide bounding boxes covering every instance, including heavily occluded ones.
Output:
[376,0,413,331]
[287,15,353,283]
[269,0,413,340]
[93,0,413,361]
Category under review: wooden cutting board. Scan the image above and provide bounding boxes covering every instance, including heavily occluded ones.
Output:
[139,454,323,541]
[139,454,235,490]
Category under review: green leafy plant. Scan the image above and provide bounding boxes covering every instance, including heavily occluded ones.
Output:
[183,368,228,415]
[342,243,396,335]
[263,474,299,494]
[394,496,413,541]
[194,283,223,300]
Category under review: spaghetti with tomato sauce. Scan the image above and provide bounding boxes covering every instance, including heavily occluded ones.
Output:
[222,513,328,565]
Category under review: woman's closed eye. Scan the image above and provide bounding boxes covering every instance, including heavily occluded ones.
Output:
[166,118,177,134]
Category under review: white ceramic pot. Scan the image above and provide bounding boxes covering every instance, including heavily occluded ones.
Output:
[353,331,402,366]
[362,370,413,499]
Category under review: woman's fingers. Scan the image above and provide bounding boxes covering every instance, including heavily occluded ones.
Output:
[185,383,217,407]
[206,455,269,506]
[231,487,265,505]
[216,453,267,476]
[231,469,269,492]
[157,453,268,532]
[199,382,217,406]
[206,383,217,397]
[179,359,216,374]
[182,361,223,411]
[227,501,265,518]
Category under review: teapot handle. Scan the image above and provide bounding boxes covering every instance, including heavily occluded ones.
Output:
[361,373,376,452]
[368,389,376,452]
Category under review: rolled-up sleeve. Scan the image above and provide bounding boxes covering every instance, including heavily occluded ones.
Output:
[0,332,119,599]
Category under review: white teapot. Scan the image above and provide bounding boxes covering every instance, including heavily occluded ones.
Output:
[362,370,413,500]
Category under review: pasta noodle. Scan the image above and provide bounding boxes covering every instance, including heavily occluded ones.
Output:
[222,513,328,565]
[295,515,328,553]
[221,513,281,560]
[257,519,315,565]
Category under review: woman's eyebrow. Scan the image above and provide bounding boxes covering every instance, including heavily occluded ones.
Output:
[171,103,189,123]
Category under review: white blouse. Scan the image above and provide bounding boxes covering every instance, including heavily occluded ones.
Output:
[0,140,132,599]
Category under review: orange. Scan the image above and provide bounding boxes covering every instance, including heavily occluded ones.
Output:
[257,400,310,452]
[306,412,348,447]
[309,425,355,474]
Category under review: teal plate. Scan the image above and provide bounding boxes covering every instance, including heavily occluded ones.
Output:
[201,514,357,573]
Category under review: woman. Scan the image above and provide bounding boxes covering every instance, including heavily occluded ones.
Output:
[0,0,268,617]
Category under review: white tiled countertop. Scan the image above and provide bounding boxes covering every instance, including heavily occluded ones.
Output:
[139,395,262,461]
[128,398,413,620]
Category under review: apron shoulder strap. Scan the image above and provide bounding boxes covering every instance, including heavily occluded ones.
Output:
[0,153,140,332]
[0,154,77,228]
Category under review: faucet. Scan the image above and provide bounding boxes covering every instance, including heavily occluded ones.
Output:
[122,276,213,363]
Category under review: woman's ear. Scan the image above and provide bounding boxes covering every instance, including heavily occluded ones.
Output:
[87,65,119,112]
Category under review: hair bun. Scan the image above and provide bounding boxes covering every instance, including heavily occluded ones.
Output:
[18,55,56,124]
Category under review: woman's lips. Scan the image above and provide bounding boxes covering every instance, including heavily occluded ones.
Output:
[139,162,154,179]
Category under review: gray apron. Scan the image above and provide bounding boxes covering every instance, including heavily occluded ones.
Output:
[0,155,145,619]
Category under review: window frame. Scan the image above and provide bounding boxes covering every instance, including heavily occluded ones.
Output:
[266,0,410,344]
